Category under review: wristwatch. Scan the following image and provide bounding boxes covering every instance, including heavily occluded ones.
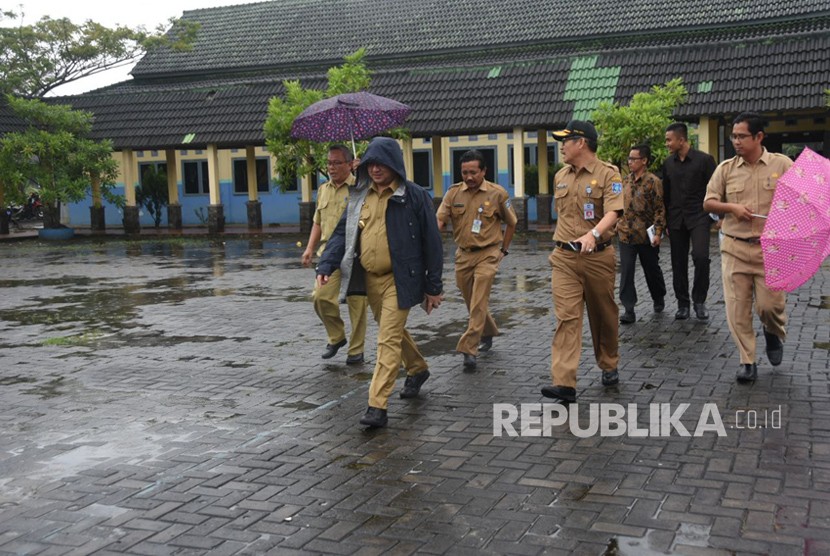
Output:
[500,247,509,256]
[591,228,601,240]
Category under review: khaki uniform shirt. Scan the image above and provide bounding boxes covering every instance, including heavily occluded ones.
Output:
[313,174,356,256]
[704,149,793,239]
[436,180,518,250]
[552,159,624,243]
[359,182,395,275]
[617,171,666,244]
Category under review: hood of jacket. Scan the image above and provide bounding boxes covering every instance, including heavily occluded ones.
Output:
[356,137,407,189]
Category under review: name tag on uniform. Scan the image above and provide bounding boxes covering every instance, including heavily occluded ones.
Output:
[472,206,483,234]
[584,203,595,220]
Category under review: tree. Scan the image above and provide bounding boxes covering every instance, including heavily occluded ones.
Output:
[136,166,169,228]
[0,9,199,98]
[592,78,688,172]
[0,95,119,228]
[265,49,377,191]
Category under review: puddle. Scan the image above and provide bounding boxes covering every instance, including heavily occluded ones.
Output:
[512,274,547,293]
[345,462,373,470]
[22,377,66,399]
[275,400,321,411]
[0,277,223,329]
[671,523,711,549]
[0,376,37,386]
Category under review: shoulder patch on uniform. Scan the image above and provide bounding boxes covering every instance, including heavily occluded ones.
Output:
[612,182,623,194]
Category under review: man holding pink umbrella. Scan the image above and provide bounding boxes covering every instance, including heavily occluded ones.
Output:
[703,112,793,383]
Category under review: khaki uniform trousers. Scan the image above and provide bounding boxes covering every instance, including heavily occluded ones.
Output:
[312,269,368,356]
[455,246,500,355]
[366,271,428,409]
[721,237,786,364]
[549,246,619,388]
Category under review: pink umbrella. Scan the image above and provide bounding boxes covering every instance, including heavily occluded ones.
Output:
[761,147,830,291]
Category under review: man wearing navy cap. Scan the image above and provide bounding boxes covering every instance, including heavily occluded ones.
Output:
[541,120,624,403]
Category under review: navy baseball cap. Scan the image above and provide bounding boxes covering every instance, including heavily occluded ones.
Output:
[552,120,598,141]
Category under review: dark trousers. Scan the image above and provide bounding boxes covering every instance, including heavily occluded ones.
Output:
[619,241,667,311]
[668,224,710,306]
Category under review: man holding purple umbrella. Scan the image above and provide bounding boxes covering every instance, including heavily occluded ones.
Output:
[703,112,793,383]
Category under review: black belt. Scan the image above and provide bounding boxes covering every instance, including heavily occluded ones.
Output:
[555,240,612,252]
[459,244,499,252]
[724,234,761,245]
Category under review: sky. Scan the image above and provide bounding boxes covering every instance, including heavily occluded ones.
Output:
[12,0,257,96]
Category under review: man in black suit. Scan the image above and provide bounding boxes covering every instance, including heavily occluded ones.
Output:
[662,123,717,320]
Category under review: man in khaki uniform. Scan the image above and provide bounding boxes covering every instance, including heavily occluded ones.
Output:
[437,150,517,370]
[317,137,443,428]
[703,112,792,383]
[542,120,624,403]
[301,145,368,364]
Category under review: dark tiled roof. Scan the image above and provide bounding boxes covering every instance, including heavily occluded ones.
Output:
[133,0,830,78]
[0,100,32,135]
[58,19,829,148]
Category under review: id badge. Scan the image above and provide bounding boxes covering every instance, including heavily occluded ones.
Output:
[471,219,482,234]
[583,203,595,220]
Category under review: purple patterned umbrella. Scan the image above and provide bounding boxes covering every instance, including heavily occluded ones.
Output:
[290,92,411,153]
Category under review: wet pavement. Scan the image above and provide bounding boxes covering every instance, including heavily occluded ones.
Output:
[0,233,828,555]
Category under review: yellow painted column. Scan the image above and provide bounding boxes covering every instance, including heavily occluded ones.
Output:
[402,137,414,180]
[431,136,443,197]
[301,173,313,203]
[698,116,720,161]
[512,126,525,197]
[165,149,179,204]
[206,144,221,206]
[537,129,549,195]
[122,149,136,206]
[246,146,259,202]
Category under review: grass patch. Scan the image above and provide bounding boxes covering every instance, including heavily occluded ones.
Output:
[41,330,103,347]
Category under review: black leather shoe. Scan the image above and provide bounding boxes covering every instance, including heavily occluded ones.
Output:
[694,303,709,320]
[736,363,757,383]
[463,353,477,370]
[359,406,388,428]
[620,310,636,324]
[346,353,364,365]
[764,330,783,366]
[675,306,690,320]
[540,385,576,403]
[479,336,493,352]
[322,338,347,359]
[400,369,430,399]
[653,299,665,313]
[601,369,619,386]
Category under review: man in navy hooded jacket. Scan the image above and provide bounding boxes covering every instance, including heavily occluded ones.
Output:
[317,137,443,428]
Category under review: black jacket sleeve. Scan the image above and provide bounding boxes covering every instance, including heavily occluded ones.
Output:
[415,185,443,296]
[317,209,347,277]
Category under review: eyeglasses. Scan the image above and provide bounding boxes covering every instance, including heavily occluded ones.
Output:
[627,156,644,161]
[730,133,755,142]
[562,137,582,144]
[327,160,348,167]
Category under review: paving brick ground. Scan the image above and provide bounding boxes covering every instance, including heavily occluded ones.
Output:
[0,232,828,555]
